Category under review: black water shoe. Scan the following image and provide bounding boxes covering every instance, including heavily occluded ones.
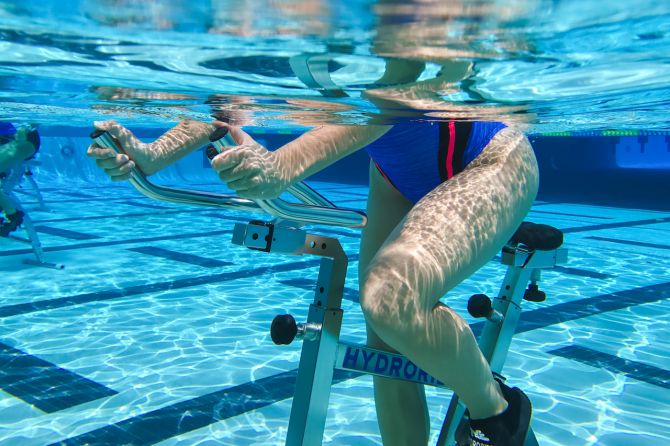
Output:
[0,210,24,237]
[468,379,532,446]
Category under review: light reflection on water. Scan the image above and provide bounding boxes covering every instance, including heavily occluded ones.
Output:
[0,0,668,130]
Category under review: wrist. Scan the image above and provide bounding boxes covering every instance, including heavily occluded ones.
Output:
[136,142,158,176]
[274,146,302,185]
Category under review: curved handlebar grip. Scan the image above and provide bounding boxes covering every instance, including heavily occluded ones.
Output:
[90,130,260,212]
[90,129,367,228]
[208,129,368,228]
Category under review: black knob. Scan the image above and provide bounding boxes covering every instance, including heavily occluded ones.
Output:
[523,283,546,302]
[209,126,229,142]
[271,314,298,345]
[467,294,492,319]
[90,129,106,139]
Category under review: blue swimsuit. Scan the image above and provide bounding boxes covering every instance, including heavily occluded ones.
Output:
[365,121,506,203]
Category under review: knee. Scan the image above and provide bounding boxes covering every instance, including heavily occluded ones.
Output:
[359,261,420,338]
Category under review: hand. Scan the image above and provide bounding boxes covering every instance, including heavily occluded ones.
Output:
[210,122,291,199]
[86,120,154,180]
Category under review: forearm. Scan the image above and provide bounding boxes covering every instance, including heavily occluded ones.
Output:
[146,120,215,174]
[275,124,391,183]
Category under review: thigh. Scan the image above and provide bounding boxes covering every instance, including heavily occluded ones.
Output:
[369,126,539,314]
[359,161,414,279]
[360,161,413,347]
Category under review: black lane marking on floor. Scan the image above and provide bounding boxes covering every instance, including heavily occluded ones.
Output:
[35,226,101,241]
[548,345,670,390]
[0,229,233,257]
[471,281,670,337]
[52,280,670,445]
[586,236,670,251]
[122,201,172,210]
[51,369,360,446]
[562,217,670,234]
[529,210,612,220]
[0,255,359,319]
[127,246,233,268]
[490,256,607,280]
[552,265,612,280]
[56,191,96,199]
[0,342,117,413]
[33,208,223,224]
[280,277,360,303]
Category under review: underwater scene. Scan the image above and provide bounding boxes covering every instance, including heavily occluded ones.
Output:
[1,1,669,445]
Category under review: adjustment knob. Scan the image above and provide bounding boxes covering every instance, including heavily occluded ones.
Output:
[467,294,493,319]
[271,314,298,345]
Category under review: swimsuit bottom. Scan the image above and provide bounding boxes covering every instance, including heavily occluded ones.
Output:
[365,121,506,203]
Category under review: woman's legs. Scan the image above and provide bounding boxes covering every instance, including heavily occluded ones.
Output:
[360,162,429,446]
[360,127,539,425]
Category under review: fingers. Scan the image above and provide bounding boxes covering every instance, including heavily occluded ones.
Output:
[86,144,117,160]
[210,147,247,173]
[108,159,135,179]
[95,152,130,169]
[93,119,122,135]
[92,152,134,180]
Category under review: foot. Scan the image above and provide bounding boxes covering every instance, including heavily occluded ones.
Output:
[468,379,532,446]
[0,210,24,237]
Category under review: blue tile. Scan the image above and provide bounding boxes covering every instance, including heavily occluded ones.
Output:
[52,369,360,445]
[35,226,101,240]
[548,345,670,390]
[586,236,670,250]
[0,342,117,413]
[127,246,233,268]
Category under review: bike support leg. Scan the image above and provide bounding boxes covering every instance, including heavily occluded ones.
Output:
[286,234,348,446]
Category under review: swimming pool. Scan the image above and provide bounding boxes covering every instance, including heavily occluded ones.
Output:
[1,1,670,445]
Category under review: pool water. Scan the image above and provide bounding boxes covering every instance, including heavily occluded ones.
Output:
[1,163,669,445]
[2,1,670,445]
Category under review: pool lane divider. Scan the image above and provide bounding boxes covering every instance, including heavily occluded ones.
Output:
[34,226,101,241]
[127,246,234,268]
[52,280,670,445]
[0,342,117,413]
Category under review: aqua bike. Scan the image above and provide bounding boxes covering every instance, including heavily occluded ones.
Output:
[91,128,567,445]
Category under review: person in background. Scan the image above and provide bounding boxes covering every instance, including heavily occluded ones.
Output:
[0,123,40,236]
